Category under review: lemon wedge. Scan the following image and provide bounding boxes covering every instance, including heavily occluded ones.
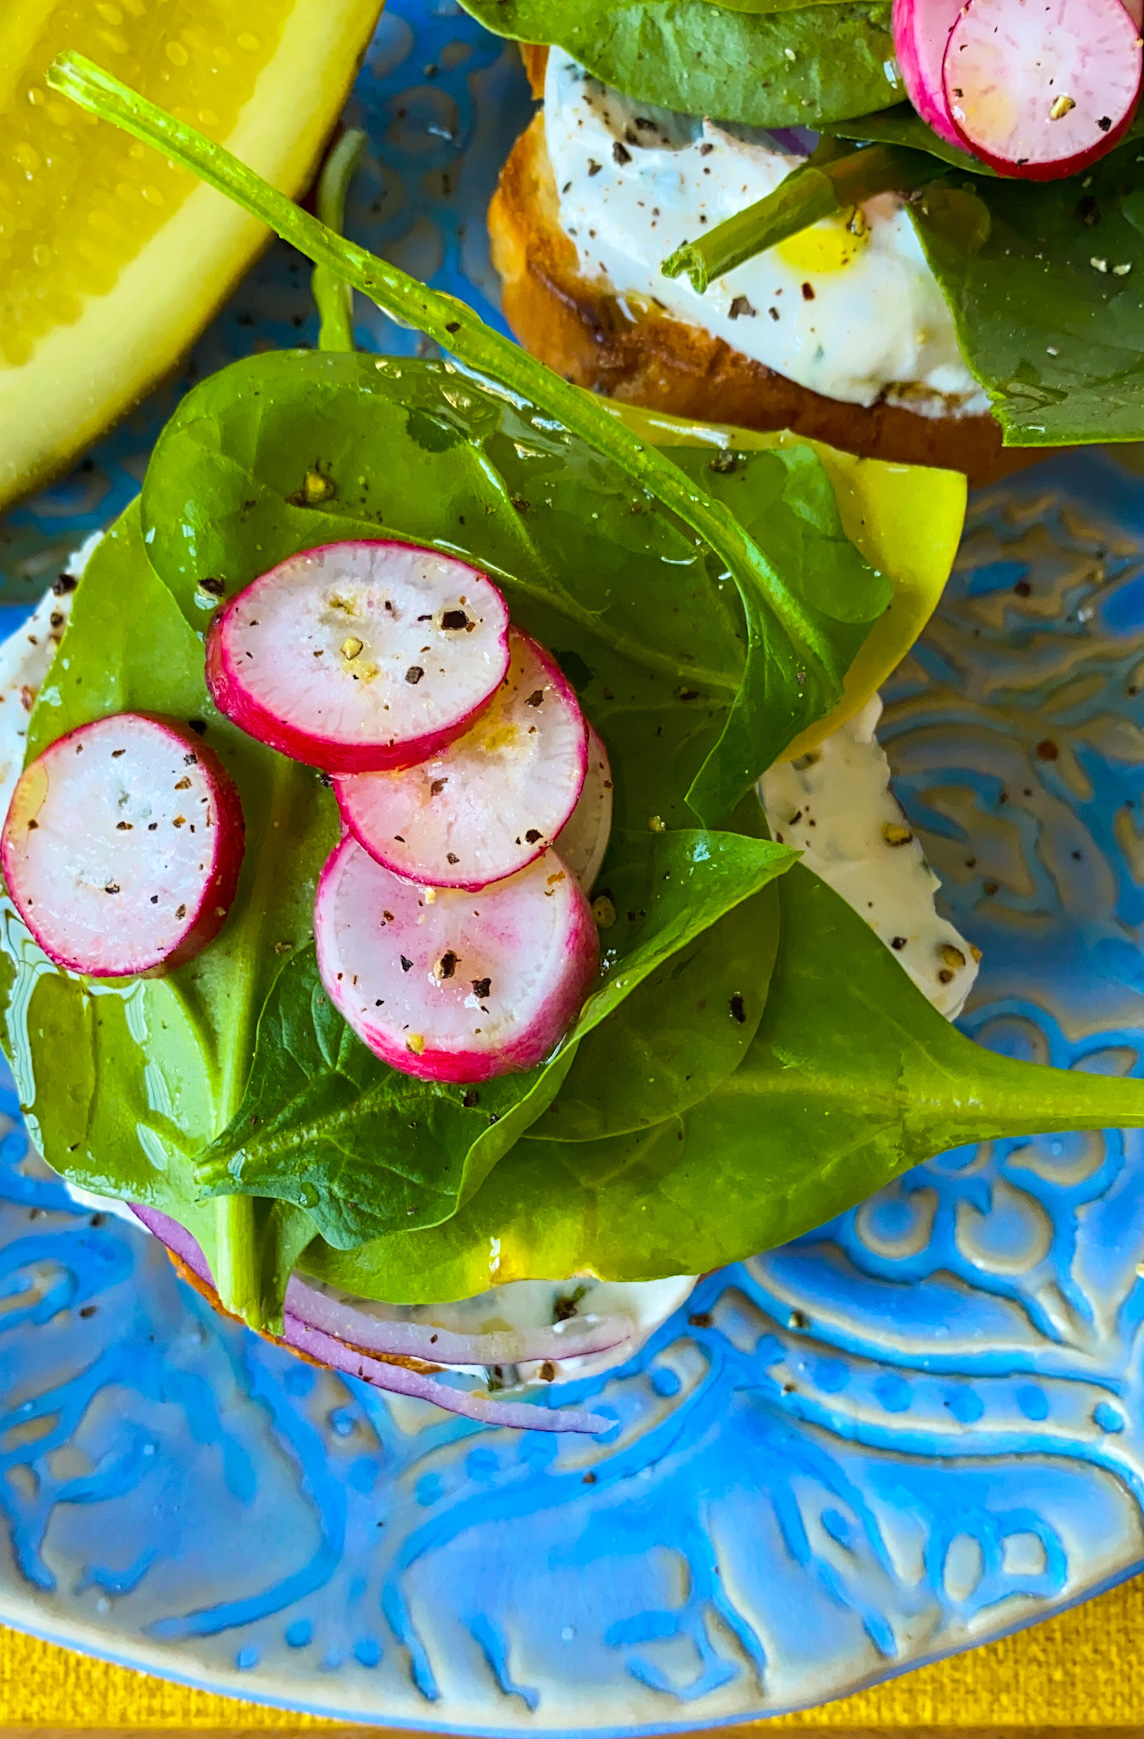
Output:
[607,398,966,760]
[0,0,382,510]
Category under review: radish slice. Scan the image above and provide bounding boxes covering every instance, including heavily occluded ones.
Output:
[943,0,1143,179]
[892,0,966,148]
[314,835,599,1082]
[335,631,588,891]
[553,724,613,892]
[206,540,511,774]
[1,713,244,977]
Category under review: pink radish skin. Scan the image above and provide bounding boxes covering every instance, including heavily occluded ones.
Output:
[943,0,1143,180]
[206,541,511,774]
[2,713,244,977]
[892,0,966,148]
[335,630,588,892]
[314,835,599,1082]
[553,725,613,892]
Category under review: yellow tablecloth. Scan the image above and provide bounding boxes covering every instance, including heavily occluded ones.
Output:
[0,1572,1141,1729]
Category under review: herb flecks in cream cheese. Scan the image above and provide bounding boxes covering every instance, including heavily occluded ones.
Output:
[760,696,979,1019]
[545,55,988,415]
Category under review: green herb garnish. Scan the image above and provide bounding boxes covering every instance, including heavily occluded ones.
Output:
[663,141,943,294]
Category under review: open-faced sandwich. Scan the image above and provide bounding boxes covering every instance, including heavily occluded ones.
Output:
[7,56,1144,1434]
[461,0,1144,481]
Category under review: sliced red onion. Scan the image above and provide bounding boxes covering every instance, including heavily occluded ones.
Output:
[286,1272,633,1366]
[768,126,817,156]
[284,1312,610,1434]
[131,1203,212,1283]
[129,1205,613,1433]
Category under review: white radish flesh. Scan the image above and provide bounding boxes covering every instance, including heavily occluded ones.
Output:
[206,540,511,774]
[553,725,613,892]
[944,0,1143,179]
[314,835,599,1082]
[335,631,587,891]
[1,713,244,976]
[892,0,966,147]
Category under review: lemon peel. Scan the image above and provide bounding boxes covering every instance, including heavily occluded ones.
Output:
[0,0,382,511]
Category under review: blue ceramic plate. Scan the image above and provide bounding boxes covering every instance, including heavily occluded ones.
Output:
[3,4,1144,1728]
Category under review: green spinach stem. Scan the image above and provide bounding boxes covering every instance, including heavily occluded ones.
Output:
[662,144,945,294]
[45,51,838,819]
[209,754,303,1326]
[313,128,367,351]
[215,1194,260,1323]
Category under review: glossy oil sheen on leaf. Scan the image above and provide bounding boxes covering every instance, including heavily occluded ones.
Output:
[823,104,998,174]
[537,807,782,1141]
[457,0,901,128]
[301,864,1144,1304]
[908,139,1144,445]
[2,508,327,1317]
[669,441,889,818]
[194,829,796,1246]
[605,401,965,758]
[140,350,890,824]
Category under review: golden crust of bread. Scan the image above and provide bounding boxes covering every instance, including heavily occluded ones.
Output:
[489,93,1038,487]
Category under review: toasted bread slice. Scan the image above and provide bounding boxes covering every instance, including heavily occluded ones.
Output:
[490,66,1035,486]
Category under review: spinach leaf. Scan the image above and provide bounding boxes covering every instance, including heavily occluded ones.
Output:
[739,112,1144,446]
[50,50,865,796]
[908,143,1144,445]
[458,0,900,128]
[539,796,781,1141]
[669,441,888,819]
[301,864,1144,1304]
[534,887,780,1142]
[194,829,796,1246]
[599,399,966,762]
[312,127,367,354]
[827,101,1144,177]
[823,104,998,174]
[140,351,889,825]
[2,358,956,1310]
[3,507,329,1325]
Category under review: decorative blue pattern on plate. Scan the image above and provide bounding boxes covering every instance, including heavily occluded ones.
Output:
[1,3,1144,1727]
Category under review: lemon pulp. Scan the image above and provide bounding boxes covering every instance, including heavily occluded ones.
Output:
[0,0,382,510]
[0,2,295,368]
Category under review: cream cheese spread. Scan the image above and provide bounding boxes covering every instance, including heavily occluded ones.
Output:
[0,530,96,820]
[544,54,989,415]
[760,695,979,1018]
